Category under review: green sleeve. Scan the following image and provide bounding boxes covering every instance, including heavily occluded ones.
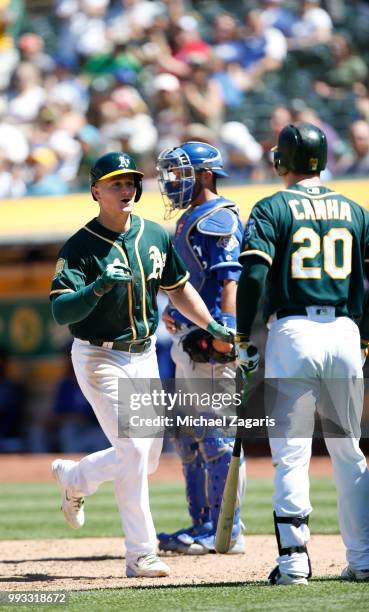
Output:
[239,198,278,266]
[160,237,189,291]
[236,255,269,339]
[51,284,100,325]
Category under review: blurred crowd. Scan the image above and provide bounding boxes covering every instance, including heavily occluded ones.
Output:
[0,0,369,198]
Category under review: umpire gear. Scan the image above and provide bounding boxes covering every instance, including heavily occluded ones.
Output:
[90,152,144,202]
[273,122,327,176]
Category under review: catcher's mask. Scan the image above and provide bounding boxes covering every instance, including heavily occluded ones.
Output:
[272,122,327,176]
[157,141,228,219]
[90,151,144,202]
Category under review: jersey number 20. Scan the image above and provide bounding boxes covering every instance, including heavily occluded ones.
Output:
[291,227,352,279]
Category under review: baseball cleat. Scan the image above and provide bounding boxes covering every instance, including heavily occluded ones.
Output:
[341,565,369,581]
[52,459,85,529]
[158,522,245,555]
[158,532,207,555]
[157,522,213,555]
[268,566,308,586]
[126,553,170,577]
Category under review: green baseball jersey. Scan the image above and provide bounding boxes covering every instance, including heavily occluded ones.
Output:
[240,183,369,319]
[50,215,189,341]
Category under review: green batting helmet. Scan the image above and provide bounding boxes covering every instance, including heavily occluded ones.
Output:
[90,152,144,201]
[273,123,327,176]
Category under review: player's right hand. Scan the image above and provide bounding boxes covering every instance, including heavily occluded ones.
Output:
[93,259,133,296]
[235,335,260,376]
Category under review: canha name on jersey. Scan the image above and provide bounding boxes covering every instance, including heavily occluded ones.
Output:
[288,198,352,222]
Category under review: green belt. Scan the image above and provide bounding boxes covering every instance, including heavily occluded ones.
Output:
[89,338,151,353]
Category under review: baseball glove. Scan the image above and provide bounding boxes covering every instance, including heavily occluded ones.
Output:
[181,328,236,364]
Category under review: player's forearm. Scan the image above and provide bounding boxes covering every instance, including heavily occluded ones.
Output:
[166,282,213,330]
[236,257,269,339]
[220,279,237,328]
[51,284,100,325]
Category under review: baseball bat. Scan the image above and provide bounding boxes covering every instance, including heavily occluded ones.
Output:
[215,435,242,553]
[215,366,248,553]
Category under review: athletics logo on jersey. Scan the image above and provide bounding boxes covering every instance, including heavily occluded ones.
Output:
[147,246,167,280]
[53,258,65,279]
[118,155,130,169]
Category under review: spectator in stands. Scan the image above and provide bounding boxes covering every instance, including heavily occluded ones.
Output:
[211,49,248,109]
[0,151,26,197]
[0,108,28,195]
[161,14,211,78]
[26,147,69,196]
[49,347,108,453]
[18,33,55,75]
[74,123,103,190]
[6,62,46,123]
[182,56,224,134]
[314,33,368,98]
[260,0,297,38]
[210,13,244,66]
[54,0,111,69]
[253,104,293,181]
[240,9,287,90]
[0,0,21,90]
[0,346,26,452]
[287,0,333,50]
[336,120,369,176]
[181,122,216,145]
[107,0,166,44]
[151,72,187,153]
[219,120,263,182]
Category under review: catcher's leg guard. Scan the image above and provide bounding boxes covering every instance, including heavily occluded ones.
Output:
[268,512,312,584]
[200,436,246,525]
[194,437,246,553]
[157,436,212,554]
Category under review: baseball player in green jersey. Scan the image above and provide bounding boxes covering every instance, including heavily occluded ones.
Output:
[49,151,233,579]
[236,123,369,585]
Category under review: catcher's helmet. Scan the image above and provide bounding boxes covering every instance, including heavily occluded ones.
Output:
[273,123,327,176]
[157,142,228,218]
[90,152,144,201]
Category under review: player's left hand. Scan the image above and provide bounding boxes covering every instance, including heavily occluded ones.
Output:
[206,320,234,343]
[162,308,176,334]
[235,336,260,375]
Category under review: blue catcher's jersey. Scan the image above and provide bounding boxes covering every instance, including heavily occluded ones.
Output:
[169,196,243,324]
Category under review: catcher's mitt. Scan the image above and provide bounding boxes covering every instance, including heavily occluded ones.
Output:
[181,328,236,364]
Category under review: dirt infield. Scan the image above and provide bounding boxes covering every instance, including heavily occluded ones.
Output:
[0,453,335,482]
[0,454,346,591]
[2,535,346,591]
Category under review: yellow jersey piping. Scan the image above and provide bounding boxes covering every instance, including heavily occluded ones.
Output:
[50,288,75,296]
[239,250,273,265]
[160,271,190,291]
[134,216,149,337]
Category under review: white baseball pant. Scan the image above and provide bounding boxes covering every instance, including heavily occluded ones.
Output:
[60,337,162,566]
[265,310,369,576]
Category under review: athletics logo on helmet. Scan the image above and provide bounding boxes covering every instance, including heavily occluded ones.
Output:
[157,141,228,219]
[90,152,144,201]
[272,123,327,176]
